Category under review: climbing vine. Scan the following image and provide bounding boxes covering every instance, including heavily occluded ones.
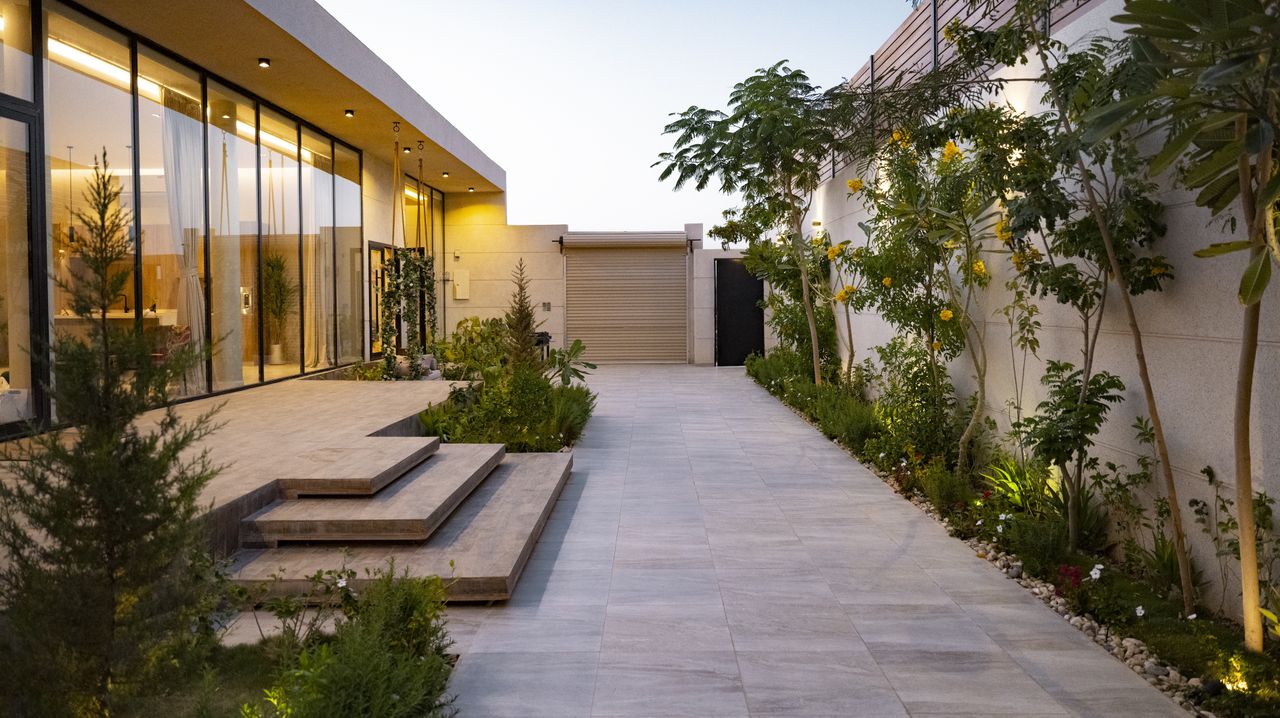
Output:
[378,248,437,379]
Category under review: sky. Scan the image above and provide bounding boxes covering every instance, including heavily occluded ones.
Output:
[315,0,913,233]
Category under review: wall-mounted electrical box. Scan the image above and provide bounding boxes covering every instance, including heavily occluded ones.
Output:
[453,269,470,300]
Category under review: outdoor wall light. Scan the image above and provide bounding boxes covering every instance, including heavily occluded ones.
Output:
[344,109,355,118]
[257,57,271,68]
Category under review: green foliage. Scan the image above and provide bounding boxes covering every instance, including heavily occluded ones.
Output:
[546,339,596,387]
[438,317,507,381]
[377,249,434,379]
[916,457,972,517]
[262,251,297,347]
[420,370,595,453]
[504,259,542,368]
[0,154,222,716]
[1004,515,1069,579]
[243,568,454,718]
[981,457,1054,519]
[742,239,840,381]
[1022,360,1125,473]
[745,349,881,452]
[865,336,958,463]
[1045,476,1112,555]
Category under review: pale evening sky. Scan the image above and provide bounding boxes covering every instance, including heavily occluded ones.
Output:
[315,0,912,234]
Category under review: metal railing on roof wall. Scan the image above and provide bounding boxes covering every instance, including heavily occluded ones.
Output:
[817,0,1105,182]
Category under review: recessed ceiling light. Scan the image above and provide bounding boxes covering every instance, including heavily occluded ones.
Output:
[468,187,475,193]
[344,109,354,118]
[441,171,449,178]
[403,147,411,154]
[258,58,271,68]
[221,113,231,120]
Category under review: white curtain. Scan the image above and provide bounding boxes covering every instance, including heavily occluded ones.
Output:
[161,89,207,390]
[303,163,333,369]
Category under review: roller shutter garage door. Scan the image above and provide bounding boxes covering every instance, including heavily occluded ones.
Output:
[565,246,688,363]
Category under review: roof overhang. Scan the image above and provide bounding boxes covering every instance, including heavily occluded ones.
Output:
[79,0,505,194]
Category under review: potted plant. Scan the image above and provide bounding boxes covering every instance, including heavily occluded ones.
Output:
[261,250,296,365]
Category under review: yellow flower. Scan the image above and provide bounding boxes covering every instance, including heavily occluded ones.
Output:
[891,129,910,148]
[835,285,857,303]
[846,178,865,193]
[942,140,963,163]
[826,241,849,261]
[931,340,942,351]
[942,24,956,42]
[995,217,1012,244]
[811,236,824,248]
[882,276,893,288]
[939,308,954,321]
[1151,265,1167,276]
[972,259,987,277]
[943,239,959,250]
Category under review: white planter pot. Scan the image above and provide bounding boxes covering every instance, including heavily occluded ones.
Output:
[268,343,286,365]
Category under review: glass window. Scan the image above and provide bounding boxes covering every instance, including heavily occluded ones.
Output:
[0,0,33,100]
[334,144,361,364]
[258,107,299,378]
[301,127,333,371]
[45,4,135,346]
[207,81,259,389]
[0,117,33,422]
[136,46,205,397]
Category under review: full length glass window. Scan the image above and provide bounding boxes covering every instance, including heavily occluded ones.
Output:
[0,0,33,100]
[258,107,299,378]
[137,47,205,397]
[334,144,361,364]
[207,81,259,389]
[301,127,333,370]
[0,118,33,422]
[44,5,135,344]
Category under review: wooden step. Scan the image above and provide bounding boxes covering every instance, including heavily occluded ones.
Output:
[241,444,504,546]
[273,436,441,498]
[232,451,573,601]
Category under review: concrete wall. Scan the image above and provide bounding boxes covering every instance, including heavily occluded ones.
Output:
[804,0,1280,614]
[441,192,568,346]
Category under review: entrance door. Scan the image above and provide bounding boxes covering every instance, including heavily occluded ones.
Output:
[714,258,764,366]
[0,114,37,428]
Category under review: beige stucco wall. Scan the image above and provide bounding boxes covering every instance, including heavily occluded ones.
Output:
[441,192,568,346]
[804,0,1280,615]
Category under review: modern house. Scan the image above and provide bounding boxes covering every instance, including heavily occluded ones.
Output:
[0,0,762,436]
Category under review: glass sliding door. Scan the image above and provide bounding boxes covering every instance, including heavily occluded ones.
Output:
[207,81,259,389]
[44,3,135,346]
[136,46,206,397]
[334,144,361,364]
[301,127,333,371]
[258,107,299,378]
[0,116,33,423]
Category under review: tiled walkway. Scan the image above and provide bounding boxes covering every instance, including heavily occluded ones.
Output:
[446,365,1183,717]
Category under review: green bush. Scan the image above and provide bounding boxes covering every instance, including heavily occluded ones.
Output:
[1003,515,1069,579]
[437,317,507,381]
[981,456,1053,518]
[746,348,880,451]
[243,570,454,718]
[541,384,596,447]
[811,387,880,450]
[421,368,595,452]
[916,458,972,517]
[866,336,959,464]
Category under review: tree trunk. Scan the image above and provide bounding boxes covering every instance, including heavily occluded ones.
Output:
[1033,40,1197,617]
[793,213,824,386]
[1236,282,1264,652]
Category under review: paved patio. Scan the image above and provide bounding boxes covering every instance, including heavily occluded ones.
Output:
[445,365,1183,717]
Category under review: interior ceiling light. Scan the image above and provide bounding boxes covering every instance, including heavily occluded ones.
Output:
[344,109,355,118]
[403,147,411,154]
[257,57,271,68]
[441,171,449,178]
[468,187,475,192]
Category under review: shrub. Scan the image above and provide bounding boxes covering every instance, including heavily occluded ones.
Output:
[1004,515,1069,579]
[810,387,880,450]
[422,368,595,452]
[916,458,972,517]
[541,384,596,447]
[867,336,959,463]
[243,569,454,718]
[437,317,506,381]
[981,456,1053,518]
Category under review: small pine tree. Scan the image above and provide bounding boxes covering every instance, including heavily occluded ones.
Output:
[0,152,221,716]
[503,258,542,366]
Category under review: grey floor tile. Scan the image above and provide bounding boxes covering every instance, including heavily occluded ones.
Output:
[602,602,734,652]
[592,651,748,717]
[737,651,907,717]
[449,651,598,717]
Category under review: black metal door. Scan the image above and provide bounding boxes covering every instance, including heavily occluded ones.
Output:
[714,258,764,366]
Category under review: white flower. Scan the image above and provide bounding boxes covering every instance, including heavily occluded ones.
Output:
[998,513,1008,521]
[337,578,348,589]
[1089,564,1102,581]
[996,524,1004,534]
[1188,613,1197,621]
[975,519,983,526]
[1135,605,1145,618]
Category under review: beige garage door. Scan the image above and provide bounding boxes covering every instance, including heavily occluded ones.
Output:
[565,246,688,363]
